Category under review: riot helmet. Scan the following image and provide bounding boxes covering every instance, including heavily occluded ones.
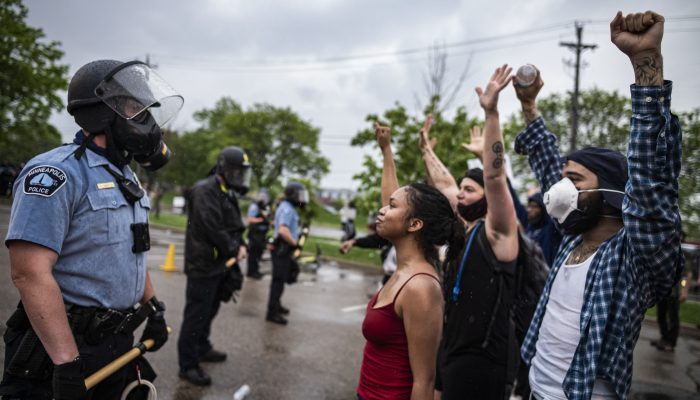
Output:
[284,182,309,208]
[216,146,252,195]
[67,60,183,170]
[256,188,270,206]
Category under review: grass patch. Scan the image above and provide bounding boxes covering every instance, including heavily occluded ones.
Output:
[646,300,700,325]
[304,235,381,268]
[151,212,187,231]
[149,210,380,268]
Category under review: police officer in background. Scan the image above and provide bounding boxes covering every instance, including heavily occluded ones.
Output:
[266,182,308,325]
[246,188,271,280]
[177,146,250,386]
[0,60,179,399]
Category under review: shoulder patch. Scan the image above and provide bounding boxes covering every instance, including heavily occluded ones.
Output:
[23,165,68,197]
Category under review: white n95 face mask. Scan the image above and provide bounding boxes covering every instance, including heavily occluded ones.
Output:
[544,177,625,224]
[543,177,580,223]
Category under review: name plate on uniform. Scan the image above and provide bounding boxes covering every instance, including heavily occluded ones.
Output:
[97,182,116,189]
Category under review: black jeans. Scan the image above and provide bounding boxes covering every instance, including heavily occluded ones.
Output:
[267,252,291,315]
[0,327,133,400]
[247,232,266,276]
[178,274,224,371]
[439,353,509,400]
[657,290,680,346]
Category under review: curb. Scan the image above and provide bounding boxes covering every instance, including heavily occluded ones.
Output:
[642,317,700,339]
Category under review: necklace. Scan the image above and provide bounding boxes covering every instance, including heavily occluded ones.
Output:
[571,243,599,264]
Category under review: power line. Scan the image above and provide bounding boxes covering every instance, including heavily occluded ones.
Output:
[159,32,565,74]
[151,15,698,72]
[153,23,572,68]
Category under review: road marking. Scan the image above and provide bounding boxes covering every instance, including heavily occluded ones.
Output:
[341,304,366,313]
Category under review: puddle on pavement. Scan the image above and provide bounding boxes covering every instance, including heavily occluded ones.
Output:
[310,260,371,283]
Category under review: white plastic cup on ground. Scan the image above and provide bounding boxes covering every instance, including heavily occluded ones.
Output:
[233,384,251,400]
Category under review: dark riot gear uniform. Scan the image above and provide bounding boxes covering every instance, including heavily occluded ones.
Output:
[177,147,249,386]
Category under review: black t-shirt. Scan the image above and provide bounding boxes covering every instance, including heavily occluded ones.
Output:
[441,226,516,366]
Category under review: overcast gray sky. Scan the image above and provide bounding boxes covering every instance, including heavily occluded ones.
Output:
[25,0,700,190]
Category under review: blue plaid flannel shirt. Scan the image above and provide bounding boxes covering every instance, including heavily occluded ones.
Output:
[514,81,684,400]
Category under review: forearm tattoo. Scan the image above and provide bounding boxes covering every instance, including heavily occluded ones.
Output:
[424,152,449,176]
[632,53,663,86]
[492,141,504,169]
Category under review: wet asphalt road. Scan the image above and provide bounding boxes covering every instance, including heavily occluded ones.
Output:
[1,205,699,399]
[0,206,382,399]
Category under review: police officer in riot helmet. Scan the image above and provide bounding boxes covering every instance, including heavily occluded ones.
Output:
[266,181,308,325]
[216,146,252,195]
[1,59,180,399]
[177,146,250,386]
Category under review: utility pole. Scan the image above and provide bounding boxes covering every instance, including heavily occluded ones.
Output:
[560,22,596,152]
[143,53,158,69]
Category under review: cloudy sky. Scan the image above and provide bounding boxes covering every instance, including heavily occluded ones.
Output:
[25,0,700,190]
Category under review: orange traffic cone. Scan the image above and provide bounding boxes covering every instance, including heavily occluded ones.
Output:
[161,244,178,272]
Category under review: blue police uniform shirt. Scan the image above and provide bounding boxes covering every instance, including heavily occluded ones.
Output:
[5,142,150,310]
[248,202,269,233]
[274,200,299,241]
[247,202,260,218]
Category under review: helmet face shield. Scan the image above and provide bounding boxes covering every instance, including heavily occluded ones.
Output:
[222,166,252,194]
[297,188,309,204]
[94,63,183,126]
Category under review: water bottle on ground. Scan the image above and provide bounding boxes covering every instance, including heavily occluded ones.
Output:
[515,64,537,87]
[233,384,250,400]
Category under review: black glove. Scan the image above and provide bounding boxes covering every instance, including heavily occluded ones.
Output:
[217,264,244,303]
[52,357,87,400]
[139,298,168,352]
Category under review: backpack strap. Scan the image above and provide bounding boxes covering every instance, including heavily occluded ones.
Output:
[451,221,483,302]
[392,272,440,304]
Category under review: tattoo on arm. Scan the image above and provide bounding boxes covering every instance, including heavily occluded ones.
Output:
[632,53,663,86]
[429,157,448,176]
[492,142,504,169]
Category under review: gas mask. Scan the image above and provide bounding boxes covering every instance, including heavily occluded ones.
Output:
[221,167,252,195]
[95,61,183,170]
[544,177,624,235]
[288,188,309,209]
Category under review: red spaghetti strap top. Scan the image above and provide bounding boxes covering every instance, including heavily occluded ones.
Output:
[357,272,440,400]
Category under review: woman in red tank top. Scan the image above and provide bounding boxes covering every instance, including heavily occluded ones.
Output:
[357,121,466,400]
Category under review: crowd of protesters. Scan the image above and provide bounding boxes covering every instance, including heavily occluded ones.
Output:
[0,8,687,400]
[354,10,685,400]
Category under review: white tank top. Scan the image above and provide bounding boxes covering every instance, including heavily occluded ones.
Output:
[530,250,617,399]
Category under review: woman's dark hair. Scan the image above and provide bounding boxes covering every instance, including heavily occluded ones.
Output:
[404,183,466,269]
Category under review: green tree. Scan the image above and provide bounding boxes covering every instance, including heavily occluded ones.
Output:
[353,89,700,238]
[159,98,330,192]
[503,89,632,188]
[678,109,700,238]
[350,101,480,213]
[0,0,68,164]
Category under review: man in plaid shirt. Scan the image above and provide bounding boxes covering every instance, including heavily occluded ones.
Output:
[512,11,684,400]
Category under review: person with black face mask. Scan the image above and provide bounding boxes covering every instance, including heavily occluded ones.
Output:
[418,65,520,399]
[177,146,251,386]
[525,192,563,268]
[513,11,684,400]
[0,59,180,399]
